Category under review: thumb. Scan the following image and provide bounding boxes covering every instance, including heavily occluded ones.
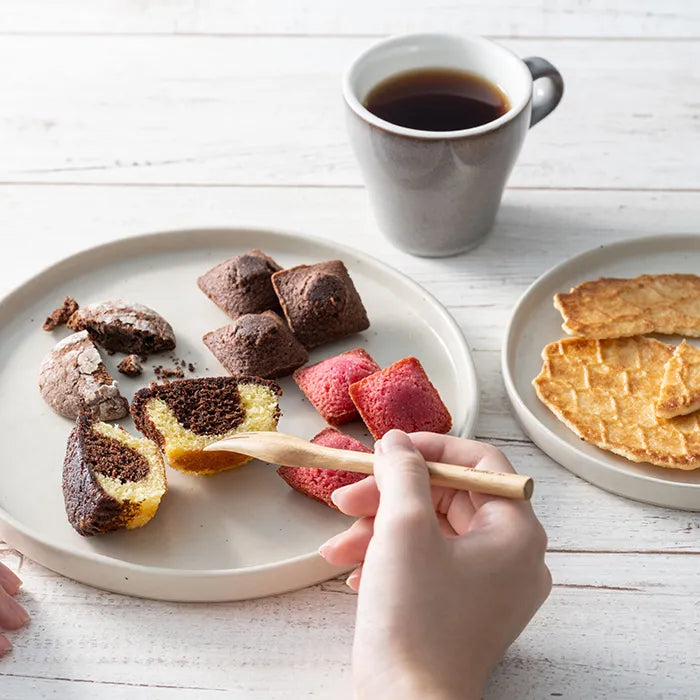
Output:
[373,430,435,526]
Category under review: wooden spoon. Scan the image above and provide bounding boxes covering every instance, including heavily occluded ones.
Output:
[204,431,533,500]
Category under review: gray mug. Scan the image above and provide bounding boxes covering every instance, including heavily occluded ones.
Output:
[343,34,564,257]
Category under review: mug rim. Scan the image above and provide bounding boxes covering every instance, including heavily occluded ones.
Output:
[342,32,533,139]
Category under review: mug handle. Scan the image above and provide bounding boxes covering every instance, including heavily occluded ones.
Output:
[523,57,564,127]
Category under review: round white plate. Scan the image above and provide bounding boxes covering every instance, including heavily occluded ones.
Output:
[0,228,478,601]
[503,234,700,511]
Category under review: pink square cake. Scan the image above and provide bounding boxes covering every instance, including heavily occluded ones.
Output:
[348,356,452,439]
[277,427,372,508]
[293,348,381,425]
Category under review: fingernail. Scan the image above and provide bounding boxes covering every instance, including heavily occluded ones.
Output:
[0,635,11,655]
[4,597,30,628]
[330,486,347,506]
[346,571,360,589]
[378,430,412,452]
[373,440,383,455]
[318,534,340,558]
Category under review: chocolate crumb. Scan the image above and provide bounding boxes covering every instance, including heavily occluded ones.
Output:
[118,354,143,377]
[161,367,185,379]
[188,363,195,373]
[43,296,79,331]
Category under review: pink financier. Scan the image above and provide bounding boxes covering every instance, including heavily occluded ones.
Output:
[277,427,372,508]
[293,348,381,426]
[348,356,452,439]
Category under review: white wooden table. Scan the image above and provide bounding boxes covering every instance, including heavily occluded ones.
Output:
[1,2,699,697]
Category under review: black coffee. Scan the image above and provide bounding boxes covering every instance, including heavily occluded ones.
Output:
[364,67,510,131]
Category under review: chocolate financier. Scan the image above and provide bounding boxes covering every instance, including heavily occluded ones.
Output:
[63,414,167,536]
[271,260,370,348]
[67,300,175,354]
[202,311,308,379]
[38,331,129,420]
[198,249,283,319]
[131,376,282,475]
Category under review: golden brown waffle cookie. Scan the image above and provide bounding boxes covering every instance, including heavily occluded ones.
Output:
[656,341,700,419]
[553,274,700,339]
[533,336,700,470]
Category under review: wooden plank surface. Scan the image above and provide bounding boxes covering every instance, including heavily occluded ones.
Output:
[3,0,699,38]
[1,37,698,189]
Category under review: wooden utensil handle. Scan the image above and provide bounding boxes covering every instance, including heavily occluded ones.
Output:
[288,444,533,500]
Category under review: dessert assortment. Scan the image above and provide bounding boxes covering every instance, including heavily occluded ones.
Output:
[37,247,454,535]
[534,273,700,471]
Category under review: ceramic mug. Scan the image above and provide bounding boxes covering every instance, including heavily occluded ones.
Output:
[343,34,564,257]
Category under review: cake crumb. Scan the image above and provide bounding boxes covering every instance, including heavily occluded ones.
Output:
[43,296,79,331]
[160,367,185,380]
[118,354,143,378]
[188,363,195,373]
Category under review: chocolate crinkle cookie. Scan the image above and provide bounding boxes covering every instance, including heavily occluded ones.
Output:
[38,331,129,420]
[67,299,176,355]
[117,354,143,377]
[43,296,79,331]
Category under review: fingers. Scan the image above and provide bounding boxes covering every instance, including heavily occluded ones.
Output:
[319,517,374,567]
[0,564,22,596]
[372,430,435,527]
[331,476,380,516]
[0,587,29,631]
[0,633,10,656]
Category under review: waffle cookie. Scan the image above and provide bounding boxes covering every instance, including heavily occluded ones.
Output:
[533,336,700,470]
[63,414,167,536]
[554,274,700,339]
[656,341,700,419]
[277,427,371,508]
[131,377,281,474]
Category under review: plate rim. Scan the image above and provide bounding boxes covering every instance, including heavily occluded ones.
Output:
[502,233,700,509]
[0,226,479,592]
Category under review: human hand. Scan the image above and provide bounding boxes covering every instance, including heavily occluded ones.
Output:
[0,559,28,657]
[319,430,551,700]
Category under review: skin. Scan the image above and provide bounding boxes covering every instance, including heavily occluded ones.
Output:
[0,562,28,657]
[319,430,552,700]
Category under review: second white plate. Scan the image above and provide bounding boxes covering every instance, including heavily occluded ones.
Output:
[0,228,478,600]
[503,234,700,511]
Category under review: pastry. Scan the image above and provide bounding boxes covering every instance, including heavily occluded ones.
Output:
[293,348,380,425]
[271,260,370,348]
[554,274,700,339]
[131,376,281,474]
[43,296,79,331]
[67,300,176,354]
[63,414,167,536]
[38,331,129,420]
[533,336,700,470]
[202,311,308,379]
[197,249,283,319]
[277,427,371,508]
[349,356,452,439]
[656,340,700,418]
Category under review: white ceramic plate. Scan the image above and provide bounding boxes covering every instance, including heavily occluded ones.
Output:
[0,228,478,601]
[503,234,700,511]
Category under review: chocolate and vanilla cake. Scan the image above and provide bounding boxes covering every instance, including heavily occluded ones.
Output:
[271,260,370,348]
[202,311,308,379]
[63,414,167,536]
[39,331,129,420]
[198,249,283,319]
[67,300,176,355]
[131,376,282,474]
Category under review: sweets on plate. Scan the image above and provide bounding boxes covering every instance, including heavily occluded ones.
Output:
[293,348,380,425]
[63,414,167,536]
[202,311,308,379]
[131,376,281,474]
[38,331,129,420]
[277,427,371,508]
[554,274,700,339]
[656,340,700,419]
[67,299,176,355]
[533,336,700,470]
[349,356,452,439]
[271,260,369,348]
[198,249,283,319]
[43,296,79,331]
